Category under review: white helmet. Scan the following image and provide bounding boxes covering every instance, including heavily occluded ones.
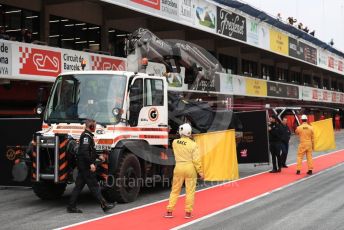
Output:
[179,123,192,137]
[301,114,308,120]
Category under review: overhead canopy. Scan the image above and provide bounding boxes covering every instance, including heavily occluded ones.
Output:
[215,0,344,59]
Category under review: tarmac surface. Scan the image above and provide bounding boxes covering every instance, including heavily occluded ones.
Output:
[0,131,343,230]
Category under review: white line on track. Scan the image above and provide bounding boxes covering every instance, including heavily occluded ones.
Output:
[57,149,344,230]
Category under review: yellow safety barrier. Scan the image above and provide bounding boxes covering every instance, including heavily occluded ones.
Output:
[194,129,239,181]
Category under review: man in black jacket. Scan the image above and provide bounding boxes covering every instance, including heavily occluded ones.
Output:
[67,119,115,213]
[280,117,291,168]
[268,115,283,173]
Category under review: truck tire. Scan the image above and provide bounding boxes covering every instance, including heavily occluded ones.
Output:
[104,153,141,203]
[32,182,66,200]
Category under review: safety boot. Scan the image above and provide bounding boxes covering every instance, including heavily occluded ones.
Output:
[185,212,193,219]
[100,199,116,212]
[164,211,174,218]
[307,170,313,175]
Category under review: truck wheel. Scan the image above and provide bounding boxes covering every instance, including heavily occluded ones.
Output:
[32,182,66,200]
[105,153,141,203]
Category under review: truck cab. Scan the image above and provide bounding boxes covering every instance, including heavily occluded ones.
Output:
[32,70,172,202]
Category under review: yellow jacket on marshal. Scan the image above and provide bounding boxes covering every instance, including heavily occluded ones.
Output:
[172,137,203,175]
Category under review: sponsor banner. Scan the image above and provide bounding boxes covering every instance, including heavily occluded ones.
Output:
[194,0,216,32]
[321,90,332,103]
[131,0,160,10]
[302,86,312,101]
[191,72,220,92]
[318,48,328,68]
[338,60,343,72]
[236,110,270,163]
[0,41,11,76]
[161,0,179,18]
[340,94,344,103]
[303,42,317,65]
[270,29,288,56]
[216,7,246,42]
[328,55,335,69]
[301,86,342,104]
[258,23,270,50]
[219,72,233,94]
[318,48,344,74]
[10,41,126,81]
[246,18,259,46]
[232,75,246,95]
[18,45,61,77]
[62,50,89,72]
[90,54,126,71]
[0,117,42,186]
[179,0,194,24]
[147,62,188,91]
[245,78,267,97]
[302,87,321,102]
[267,81,299,99]
[332,91,340,103]
[289,37,317,65]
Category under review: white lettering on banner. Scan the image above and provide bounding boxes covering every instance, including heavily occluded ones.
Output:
[0,42,11,76]
[218,9,245,37]
[62,51,88,72]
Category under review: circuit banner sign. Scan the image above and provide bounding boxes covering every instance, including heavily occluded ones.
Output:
[19,46,61,77]
[0,41,11,76]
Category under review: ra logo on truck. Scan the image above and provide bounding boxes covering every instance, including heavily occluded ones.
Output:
[148,108,159,121]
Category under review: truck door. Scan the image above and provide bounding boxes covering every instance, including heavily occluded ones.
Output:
[128,77,168,128]
[128,78,143,127]
[139,77,168,128]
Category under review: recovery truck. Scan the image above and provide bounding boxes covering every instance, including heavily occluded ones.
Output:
[25,28,237,202]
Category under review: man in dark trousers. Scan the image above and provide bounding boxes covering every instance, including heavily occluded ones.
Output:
[280,117,291,168]
[268,115,283,173]
[67,119,115,213]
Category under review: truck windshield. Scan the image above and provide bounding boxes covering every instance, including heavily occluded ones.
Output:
[44,74,126,125]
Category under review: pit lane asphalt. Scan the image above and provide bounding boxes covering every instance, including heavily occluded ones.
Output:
[1,131,343,230]
[181,153,344,230]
